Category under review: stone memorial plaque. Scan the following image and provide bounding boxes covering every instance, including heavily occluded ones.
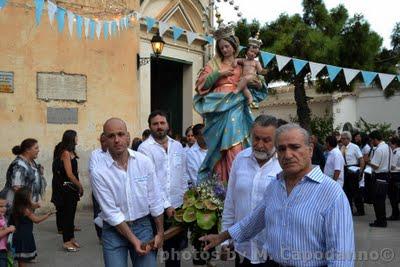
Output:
[47,108,78,124]
[37,72,86,101]
[0,71,14,93]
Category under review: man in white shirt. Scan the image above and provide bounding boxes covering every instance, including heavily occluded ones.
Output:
[366,130,391,227]
[340,131,365,216]
[324,135,345,187]
[91,118,164,267]
[88,133,107,241]
[186,123,207,186]
[138,110,188,267]
[388,136,400,220]
[222,115,282,266]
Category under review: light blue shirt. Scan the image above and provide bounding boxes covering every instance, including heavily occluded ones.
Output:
[228,166,354,266]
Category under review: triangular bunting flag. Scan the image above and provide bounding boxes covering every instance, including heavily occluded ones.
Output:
[205,35,213,44]
[276,55,291,71]
[159,21,170,37]
[84,17,90,38]
[186,31,197,45]
[0,0,6,9]
[172,26,184,41]
[47,1,57,25]
[361,71,377,86]
[239,45,245,52]
[292,58,308,75]
[378,73,395,90]
[260,51,275,67]
[326,65,342,81]
[111,21,117,36]
[35,0,44,26]
[116,19,120,33]
[119,17,125,30]
[309,62,325,79]
[95,20,102,39]
[56,8,66,33]
[89,19,95,40]
[76,15,83,39]
[67,10,74,37]
[103,21,109,40]
[343,68,360,85]
[145,17,156,32]
[108,22,112,37]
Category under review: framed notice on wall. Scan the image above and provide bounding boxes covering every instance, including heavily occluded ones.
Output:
[0,71,14,93]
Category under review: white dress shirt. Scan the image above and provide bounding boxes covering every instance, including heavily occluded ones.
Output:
[343,142,363,166]
[88,148,107,177]
[324,147,345,187]
[138,135,188,209]
[90,149,164,226]
[186,142,207,186]
[371,141,391,173]
[222,147,282,264]
[391,147,400,172]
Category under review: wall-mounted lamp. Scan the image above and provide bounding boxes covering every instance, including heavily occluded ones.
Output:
[137,31,165,68]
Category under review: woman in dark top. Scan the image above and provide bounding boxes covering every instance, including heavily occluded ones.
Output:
[2,138,46,209]
[51,130,83,252]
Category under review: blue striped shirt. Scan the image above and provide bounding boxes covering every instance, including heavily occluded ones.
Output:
[228,166,354,266]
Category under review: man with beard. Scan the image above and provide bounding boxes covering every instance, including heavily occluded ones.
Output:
[199,124,354,266]
[222,115,282,266]
[138,110,188,267]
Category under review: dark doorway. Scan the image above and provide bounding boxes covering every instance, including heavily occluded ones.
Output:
[151,58,183,136]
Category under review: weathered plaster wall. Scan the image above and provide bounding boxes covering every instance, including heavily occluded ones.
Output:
[0,0,140,210]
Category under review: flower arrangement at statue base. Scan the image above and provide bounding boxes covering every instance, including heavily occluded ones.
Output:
[173,178,226,248]
[144,176,226,253]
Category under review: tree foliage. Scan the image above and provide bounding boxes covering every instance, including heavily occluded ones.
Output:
[234,0,400,130]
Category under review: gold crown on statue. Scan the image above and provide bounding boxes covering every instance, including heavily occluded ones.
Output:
[211,22,236,40]
[248,32,263,48]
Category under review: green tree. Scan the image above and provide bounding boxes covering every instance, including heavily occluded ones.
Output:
[235,0,398,130]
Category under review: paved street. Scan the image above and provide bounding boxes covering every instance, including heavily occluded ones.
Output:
[28,204,400,267]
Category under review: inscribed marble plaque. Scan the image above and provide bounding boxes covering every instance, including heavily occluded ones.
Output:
[37,72,86,101]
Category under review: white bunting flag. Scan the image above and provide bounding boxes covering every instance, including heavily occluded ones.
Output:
[116,19,120,33]
[343,68,360,85]
[47,1,57,25]
[109,21,112,37]
[276,55,291,71]
[67,10,75,37]
[309,62,325,79]
[84,17,90,38]
[159,21,170,37]
[96,20,102,39]
[186,31,197,45]
[378,73,396,90]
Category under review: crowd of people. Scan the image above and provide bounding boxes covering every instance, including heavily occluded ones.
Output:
[1,22,400,267]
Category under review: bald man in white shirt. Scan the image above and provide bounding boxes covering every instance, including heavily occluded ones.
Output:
[91,118,164,267]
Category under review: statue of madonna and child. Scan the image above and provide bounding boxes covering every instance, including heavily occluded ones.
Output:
[194,22,269,184]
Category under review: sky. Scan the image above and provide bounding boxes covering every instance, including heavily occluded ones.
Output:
[218,0,398,49]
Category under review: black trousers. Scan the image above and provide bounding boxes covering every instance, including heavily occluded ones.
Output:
[163,214,188,267]
[92,194,102,239]
[61,192,78,243]
[55,206,63,232]
[371,173,389,224]
[388,173,400,218]
[344,168,364,213]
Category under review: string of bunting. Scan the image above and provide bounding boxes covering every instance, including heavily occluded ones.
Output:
[239,45,400,90]
[0,0,214,44]
[1,0,398,89]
